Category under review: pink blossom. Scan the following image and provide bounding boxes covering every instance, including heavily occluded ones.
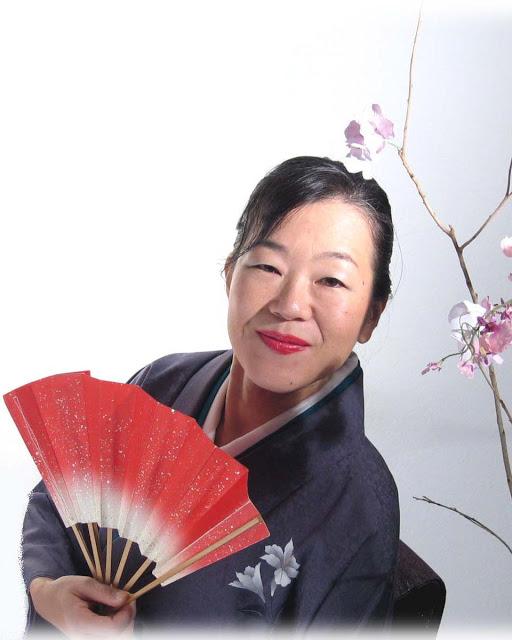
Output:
[345,121,371,161]
[480,296,492,312]
[500,237,512,257]
[370,104,394,139]
[479,320,512,359]
[421,361,443,375]
[457,359,477,378]
[508,273,512,282]
[344,104,394,165]
[448,300,486,344]
[501,304,512,320]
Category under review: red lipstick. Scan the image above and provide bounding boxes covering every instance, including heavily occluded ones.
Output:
[256,330,311,355]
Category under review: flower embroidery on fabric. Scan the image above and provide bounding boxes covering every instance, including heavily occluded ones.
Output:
[260,538,300,596]
[229,538,300,602]
[229,562,265,603]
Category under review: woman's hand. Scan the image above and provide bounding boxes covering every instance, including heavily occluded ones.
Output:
[30,576,136,638]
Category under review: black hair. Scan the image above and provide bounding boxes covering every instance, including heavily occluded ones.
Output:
[224,156,393,304]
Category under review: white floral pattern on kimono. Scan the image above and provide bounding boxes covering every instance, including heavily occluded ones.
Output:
[229,538,300,603]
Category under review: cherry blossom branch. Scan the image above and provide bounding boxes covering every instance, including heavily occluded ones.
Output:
[447,228,479,301]
[344,8,512,531]
[399,9,512,510]
[487,365,512,499]
[461,190,512,250]
[397,151,451,235]
[456,325,512,499]
[398,8,450,236]
[402,6,422,158]
[470,350,512,430]
[400,7,512,249]
[500,398,512,427]
[472,359,512,501]
[414,496,512,555]
[469,354,512,430]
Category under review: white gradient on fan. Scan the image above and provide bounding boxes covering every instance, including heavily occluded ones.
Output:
[137,513,183,567]
[76,481,184,564]
[60,469,96,525]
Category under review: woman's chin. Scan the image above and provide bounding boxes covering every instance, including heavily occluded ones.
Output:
[231,346,323,395]
[243,367,314,395]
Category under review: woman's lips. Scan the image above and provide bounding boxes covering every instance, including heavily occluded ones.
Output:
[256,331,311,355]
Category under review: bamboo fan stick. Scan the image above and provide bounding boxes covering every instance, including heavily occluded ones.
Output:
[113,539,133,587]
[105,528,113,585]
[123,558,152,591]
[92,523,103,582]
[126,515,263,603]
[71,524,96,578]
[88,523,103,582]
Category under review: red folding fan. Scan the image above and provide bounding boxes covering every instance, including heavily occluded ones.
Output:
[4,371,270,601]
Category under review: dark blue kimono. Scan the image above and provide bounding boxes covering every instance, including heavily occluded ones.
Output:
[21,349,400,633]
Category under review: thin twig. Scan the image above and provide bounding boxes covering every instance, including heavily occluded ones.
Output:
[460,192,512,250]
[469,347,512,432]
[398,151,451,234]
[399,5,451,235]
[414,496,512,555]
[506,155,512,196]
[447,228,478,302]
[501,398,512,427]
[487,365,512,500]
[402,5,423,157]
[462,339,512,500]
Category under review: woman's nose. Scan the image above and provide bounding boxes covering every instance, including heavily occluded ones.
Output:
[268,276,312,321]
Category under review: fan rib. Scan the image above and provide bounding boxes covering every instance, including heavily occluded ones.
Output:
[88,523,103,582]
[113,539,133,587]
[71,524,96,577]
[127,515,263,602]
[105,528,113,584]
[123,557,152,591]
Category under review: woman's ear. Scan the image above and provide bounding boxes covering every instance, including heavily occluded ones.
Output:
[357,299,387,344]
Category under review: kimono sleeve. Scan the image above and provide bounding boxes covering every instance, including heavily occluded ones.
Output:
[22,480,80,632]
[22,480,79,589]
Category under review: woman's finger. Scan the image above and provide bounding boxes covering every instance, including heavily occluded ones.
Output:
[72,576,130,608]
[109,601,137,632]
[72,600,133,637]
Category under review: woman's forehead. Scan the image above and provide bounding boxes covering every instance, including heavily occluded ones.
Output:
[258,201,374,258]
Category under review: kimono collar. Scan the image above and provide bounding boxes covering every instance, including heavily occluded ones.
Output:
[200,352,359,458]
[172,350,366,515]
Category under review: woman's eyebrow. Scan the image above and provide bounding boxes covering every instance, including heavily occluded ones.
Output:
[253,239,359,269]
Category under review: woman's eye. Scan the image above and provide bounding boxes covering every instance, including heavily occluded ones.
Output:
[319,277,345,288]
[253,264,280,274]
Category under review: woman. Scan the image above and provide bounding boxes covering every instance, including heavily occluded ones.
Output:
[23,156,399,635]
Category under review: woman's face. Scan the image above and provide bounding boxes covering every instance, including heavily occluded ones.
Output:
[225,198,385,395]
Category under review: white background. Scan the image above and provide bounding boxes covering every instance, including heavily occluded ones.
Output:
[1,0,511,637]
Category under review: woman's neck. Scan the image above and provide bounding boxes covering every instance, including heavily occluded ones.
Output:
[214,355,326,447]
